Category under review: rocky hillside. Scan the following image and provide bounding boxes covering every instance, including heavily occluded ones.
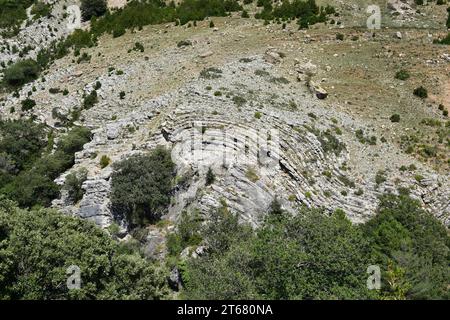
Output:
[0,0,449,252]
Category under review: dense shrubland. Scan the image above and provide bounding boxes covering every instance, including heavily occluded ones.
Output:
[175,195,449,300]
[0,198,167,299]
[81,0,108,22]
[0,0,34,33]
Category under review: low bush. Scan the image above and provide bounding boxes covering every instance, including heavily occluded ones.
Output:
[0,198,167,299]
[99,155,111,168]
[21,98,36,111]
[64,168,88,203]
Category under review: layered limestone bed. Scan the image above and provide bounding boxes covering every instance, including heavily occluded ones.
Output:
[40,55,448,231]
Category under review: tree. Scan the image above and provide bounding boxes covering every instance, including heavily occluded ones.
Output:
[0,119,47,173]
[2,59,40,88]
[0,198,167,299]
[110,147,175,226]
[80,0,107,22]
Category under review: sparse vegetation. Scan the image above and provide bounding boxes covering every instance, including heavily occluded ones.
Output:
[64,168,88,203]
[21,98,36,111]
[200,67,223,79]
[99,155,111,168]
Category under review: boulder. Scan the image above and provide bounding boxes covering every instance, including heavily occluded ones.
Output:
[264,50,283,64]
[309,80,328,99]
[199,51,214,58]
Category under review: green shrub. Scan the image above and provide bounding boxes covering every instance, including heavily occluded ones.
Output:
[206,167,215,185]
[0,126,91,208]
[363,194,449,299]
[133,42,145,52]
[0,0,33,30]
[0,119,47,174]
[166,210,202,256]
[21,98,36,111]
[64,168,88,203]
[31,1,52,19]
[49,88,60,94]
[2,59,40,88]
[390,114,401,123]
[318,129,346,156]
[112,26,126,38]
[200,67,222,79]
[184,203,373,299]
[99,155,111,168]
[83,90,98,109]
[375,170,387,185]
[110,147,175,226]
[413,86,428,98]
[447,7,450,28]
[80,0,107,22]
[336,33,344,41]
[177,39,192,47]
[395,69,410,81]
